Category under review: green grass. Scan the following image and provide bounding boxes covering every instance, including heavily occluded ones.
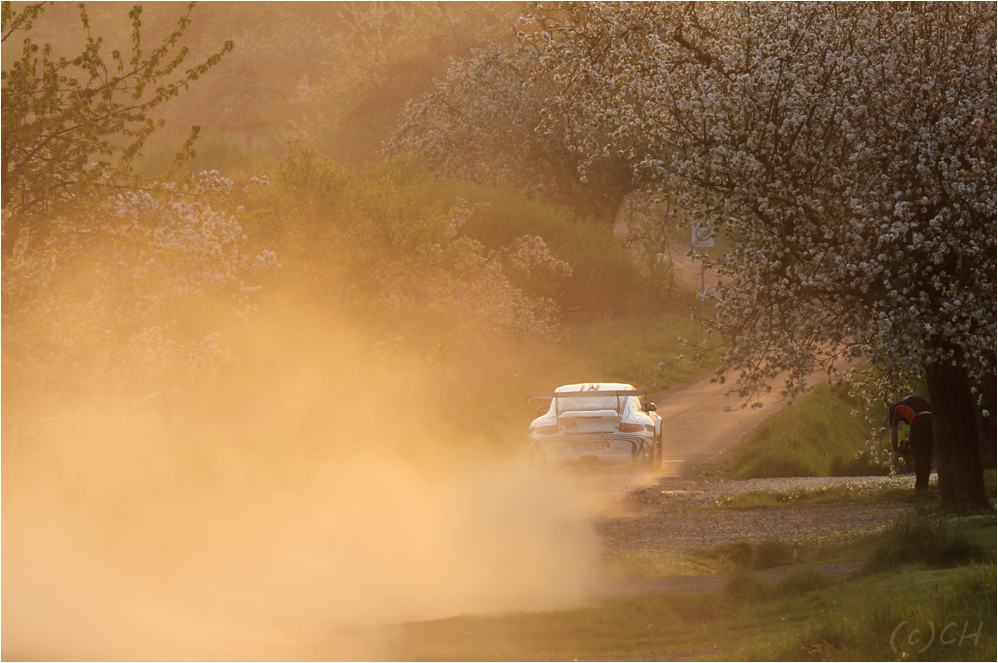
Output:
[692,539,796,571]
[701,472,996,512]
[866,513,995,572]
[751,564,996,661]
[602,538,799,577]
[706,482,925,510]
[712,384,889,479]
[794,526,897,566]
[724,565,832,602]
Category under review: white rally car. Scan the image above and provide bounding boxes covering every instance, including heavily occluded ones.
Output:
[528,383,663,468]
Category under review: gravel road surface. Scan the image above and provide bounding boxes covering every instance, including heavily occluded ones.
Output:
[597,475,919,551]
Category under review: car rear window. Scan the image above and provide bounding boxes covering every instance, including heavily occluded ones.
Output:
[555,395,621,412]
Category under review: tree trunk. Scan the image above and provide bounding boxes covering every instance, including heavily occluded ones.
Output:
[925,345,988,507]
[976,371,996,468]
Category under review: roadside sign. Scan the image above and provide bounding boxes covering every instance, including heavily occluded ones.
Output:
[690,222,716,249]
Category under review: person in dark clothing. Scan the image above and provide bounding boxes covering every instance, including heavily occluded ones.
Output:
[888,395,934,492]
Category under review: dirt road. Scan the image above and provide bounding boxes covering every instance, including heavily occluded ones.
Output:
[651,371,810,478]
[597,474,918,552]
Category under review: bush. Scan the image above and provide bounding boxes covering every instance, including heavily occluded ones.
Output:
[866,514,986,571]
[724,567,768,600]
[702,538,795,571]
[720,540,756,568]
[724,565,829,604]
[753,539,796,570]
[422,180,653,320]
[772,566,831,597]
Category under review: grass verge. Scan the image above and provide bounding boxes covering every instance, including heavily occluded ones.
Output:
[711,384,888,479]
[866,513,995,571]
[752,564,996,661]
[707,481,925,510]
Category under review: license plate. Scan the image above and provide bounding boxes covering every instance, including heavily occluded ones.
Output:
[572,442,605,452]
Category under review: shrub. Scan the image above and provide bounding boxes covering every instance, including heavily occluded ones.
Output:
[752,539,796,570]
[724,565,828,604]
[866,514,985,571]
[136,130,274,178]
[724,567,768,600]
[709,540,755,568]
[422,180,652,320]
[772,566,831,597]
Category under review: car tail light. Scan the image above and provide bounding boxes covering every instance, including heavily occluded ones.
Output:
[535,425,559,434]
[619,423,644,432]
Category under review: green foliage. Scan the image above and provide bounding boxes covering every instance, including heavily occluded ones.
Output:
[555,225,645,318]
[135,130,272,178]
[560,312,710,390]
[2,2,249,414]
[754,539,797,570]
[423,180,654,320]
[1,1,232,232]
[772,566,832,597]
[714,384,890,479]
[234,149,701,358]
[276,141,349,196]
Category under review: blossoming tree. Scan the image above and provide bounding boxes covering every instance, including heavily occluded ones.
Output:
[390,43,637,221]
[513,2,994,504]
[1,3,278,419]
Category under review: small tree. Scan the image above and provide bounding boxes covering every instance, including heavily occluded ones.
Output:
[2,1,233,261]
[1,2,274,421]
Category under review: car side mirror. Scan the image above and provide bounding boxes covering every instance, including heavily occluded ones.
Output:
[537,405,549,415]
[643,403,657,412]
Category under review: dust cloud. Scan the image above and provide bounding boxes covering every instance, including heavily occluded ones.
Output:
[3,321,602,660]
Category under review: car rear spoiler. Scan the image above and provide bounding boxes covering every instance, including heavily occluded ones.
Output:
[527,390,646,400]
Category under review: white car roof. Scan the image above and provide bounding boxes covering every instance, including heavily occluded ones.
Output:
[554,383,636,393]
